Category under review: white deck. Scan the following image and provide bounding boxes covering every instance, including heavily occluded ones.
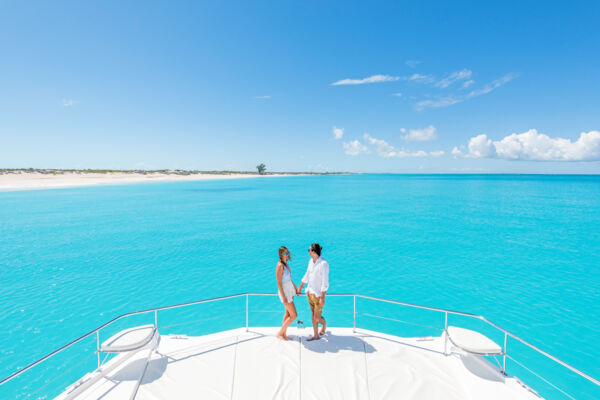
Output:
[57,327,541,400]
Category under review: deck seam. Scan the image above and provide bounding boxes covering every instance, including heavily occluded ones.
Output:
[230,335,239,400]
[299,335,302,400]
[362,337,372,400]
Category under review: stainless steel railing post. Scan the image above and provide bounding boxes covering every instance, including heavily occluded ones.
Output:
[96,331,100,369]
[353,295,356,333]
[444,312,448,355]
[245,294,249,332]
[503,332,507,375]
[154,310,158,330]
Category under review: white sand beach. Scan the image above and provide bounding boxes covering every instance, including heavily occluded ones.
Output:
[0,171,285,191]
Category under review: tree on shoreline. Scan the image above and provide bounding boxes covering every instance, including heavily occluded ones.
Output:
[256,163,266,175]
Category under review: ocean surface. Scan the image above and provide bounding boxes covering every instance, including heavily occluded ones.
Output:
[1,174,599,399]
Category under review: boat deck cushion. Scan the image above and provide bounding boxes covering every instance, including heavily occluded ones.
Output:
[58,327,541,400]
[447,326,502,355]
[101,324,156,352]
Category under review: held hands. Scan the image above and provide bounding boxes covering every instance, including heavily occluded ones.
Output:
[296,287,302,296]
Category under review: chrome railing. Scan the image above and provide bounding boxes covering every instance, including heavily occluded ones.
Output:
[1,293,598,398]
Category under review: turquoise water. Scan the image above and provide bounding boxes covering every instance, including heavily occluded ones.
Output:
[1,174,599,399]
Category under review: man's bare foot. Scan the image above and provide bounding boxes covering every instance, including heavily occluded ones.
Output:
[307,335,320,341]
[283,335,291,341]
[277,334,286,340]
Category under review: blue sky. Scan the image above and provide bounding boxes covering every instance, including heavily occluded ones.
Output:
[1,0,599,173]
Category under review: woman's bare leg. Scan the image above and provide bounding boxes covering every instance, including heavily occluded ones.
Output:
[278,303,296,340]
[278,307,290,339]
[283,303,298,339]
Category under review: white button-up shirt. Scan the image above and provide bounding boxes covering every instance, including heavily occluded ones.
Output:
[301,257,329,297]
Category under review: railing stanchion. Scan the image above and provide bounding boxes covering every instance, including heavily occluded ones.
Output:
[353,295,356,333]
[154,310,158,330]
[245,294,249,332]
[503,332,508,375]
[96,331,100,369]
[444,312,448,355]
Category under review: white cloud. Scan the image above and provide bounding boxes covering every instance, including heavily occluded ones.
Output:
[416,97,461,109]
[405,60,422,68]
[451,146,465,157]
[402,125,438,142]
[363,134,444,158]
[343,140,370,156]
[416,73,516,110]
[468,73,515,97]
[391,92,403,97]
[404,73,434,83]
[400,128,407,133]
[331,74,400,86]
[435,69,472,88]
[453,134,496,158]
[462,79,475,88]
[254,95,271,99]
[62,99,77,107]
[452,129,600,161]
[333,126,344,140]
[363,134,396,157]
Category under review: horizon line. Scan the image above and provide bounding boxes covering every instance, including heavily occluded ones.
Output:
[1,168,599,176]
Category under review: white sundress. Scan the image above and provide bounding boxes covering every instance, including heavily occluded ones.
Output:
[279,265,295,303]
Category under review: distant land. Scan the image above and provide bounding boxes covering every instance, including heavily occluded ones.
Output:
[0,169,347,191]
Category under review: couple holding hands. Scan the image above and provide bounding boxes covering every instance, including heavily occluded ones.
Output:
[276,243,329,341]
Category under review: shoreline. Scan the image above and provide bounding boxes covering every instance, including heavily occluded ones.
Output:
[0,169,342,192]
[2,170,596,192]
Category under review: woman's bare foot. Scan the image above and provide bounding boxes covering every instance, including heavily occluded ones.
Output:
[283,335,292,341]
[307,335,320,341]
[319,320,327,335]
[277,334,287,341]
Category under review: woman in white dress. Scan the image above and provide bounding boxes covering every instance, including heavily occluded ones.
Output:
[276,246,298,340]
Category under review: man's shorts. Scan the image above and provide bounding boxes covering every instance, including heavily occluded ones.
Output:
[307,293,323,312]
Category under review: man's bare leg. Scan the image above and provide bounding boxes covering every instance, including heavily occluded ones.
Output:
[319,315,326,335]
[307,308,322,341]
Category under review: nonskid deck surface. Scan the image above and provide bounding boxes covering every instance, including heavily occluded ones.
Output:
[58,327,541,400]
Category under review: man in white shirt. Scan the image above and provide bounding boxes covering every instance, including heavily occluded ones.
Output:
[297,243,329,341]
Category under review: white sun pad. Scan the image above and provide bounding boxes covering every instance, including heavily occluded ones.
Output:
[360,333,468,399]
[101,325,156,352]
[447,326,502,355]
[137,332,238,400]
[232,332,300,400]
[300,333,370,400]
[58,327,540,400]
